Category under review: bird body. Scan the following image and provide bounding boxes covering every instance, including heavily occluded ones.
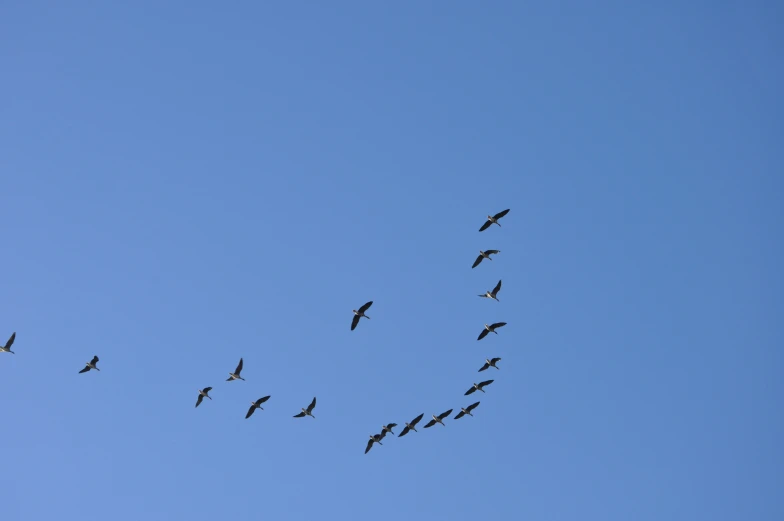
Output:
[0,332,15,354]
[479,209,510,231]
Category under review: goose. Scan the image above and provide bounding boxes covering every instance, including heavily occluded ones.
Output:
[293,397,317,418]
[245,395,271,419]
[0,332,15,354]
[78,356,100,373]
[472,250,500,269]
[226,358,245,381]
[478,357,502,372]
[479,209,510,231]
[195,387,213,407]
[398,413,424,437]
[381,423,397,436]
[365,433,385,454]
[351,301,373,330]
[465,380,494,395]
[454,402,481,419]
[478,280,502,301]
[477,322,507,340]
[423,409,454,428]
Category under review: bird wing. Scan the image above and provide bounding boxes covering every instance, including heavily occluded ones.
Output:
[358,301,373,313]
[375,432,386,441]
[465,387,476,395]
[472,255,483,268]
[491,322,507,329]
[478,362,490,372]
[423,419,437,428]
[438,409,453,420]
[386,423,397,429]
[226,376,234,381]
[410,413,424,426]
[258,395,271,404]
[479,379,494,388]
[5,332,15,349]
[493,209,510,220]
[492,280,502,295]
[246,405,256,418]
[398,426,411,437]
[351,314,360,330]
[454,411,466,419]
[204,387,212,393]
[91,355,99,365]
[467,401,481,412]
[479,220,492,232]
[293,412,306,418]
[79,366,90,373]
[235,358,243,375]
[491,357,502,364]
[485,250,500,255]
[196,395,204,407]
[365,439,375,453]
[477,329,489,341]
[307,397,316,412]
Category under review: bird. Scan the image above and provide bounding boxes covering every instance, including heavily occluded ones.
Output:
[365,433,385,454]
[479,209,510,231]
[478,357,502,372]
[424,409,454,428]
[195,387,213,407]
[0,332,15,354]
[398,413,425,437]
[478,280,502,301]
[351,301,373,330]
[454,402,481,419]
[226,358,245,381]
[78,356,100,373]
[294,397,317,418]
[465,380,494,395]
[477,322,507,340]
[472,250,500,268]
[381,423,397,436]
[245,395,271,419]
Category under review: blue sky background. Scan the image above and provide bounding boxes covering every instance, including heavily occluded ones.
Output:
[1,2,782,520]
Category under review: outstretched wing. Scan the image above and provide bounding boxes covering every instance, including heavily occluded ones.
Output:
[365,438,375,454]
[79,366,90,374]
[5,332,15,349]
[196,394,204,407]
[307,397,317,412]
[479,379,494,389]
[477,329,489,341]
[438,409,453,420]
[490,322,507,330]
[351,314,360,330]
[485,250,500,255]
[257,395,271,405]
[410,413,424,426]
[479,220,492,232]
[493,209,510,220]
[203,387,212,393]
[472,255,483,268]
[491,357,502,364]
[465,386,477,395]
[293,412,306,418]
[398,426,411,437]
[478,362,490,372]
[90,355,99,365]
[423,419,437,428]
[492,280,502,295]
[386,423,397,430]
[467,401,481,412]
[234,358,243,375]
[245,405,256,418]
[454,410,466,420]
[358,301,373,313]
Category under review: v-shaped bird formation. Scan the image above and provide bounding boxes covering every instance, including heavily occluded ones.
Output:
[2,208,512,457]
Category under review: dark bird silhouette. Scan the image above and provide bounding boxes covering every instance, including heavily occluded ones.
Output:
[226,358,245,381]
[424,409,453,428]
[398,413,425,437]
[381,423,397,436]
[245,395,271,419]
[78,356,100,373]
[195,387,212,407]
[478,280,502,301]
[477,322,507,340]
[454,402,481,419]
[294,397,317,418]
[465,380,494,395]
[479,209,510,231]
[478,357,502,372]
[0,332,16,354]
[365,433,385,454]
[472,250,500,269]
[351,301,373,330]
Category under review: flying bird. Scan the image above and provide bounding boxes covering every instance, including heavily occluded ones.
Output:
[472,250,500,269]
[195,387,213,407]
[477,322,507,340]
[479,209,510,231]
[226,358,245,381]
[351,301,373,330]
[0,332,15,354]
[465,380,494,395]
[478,280,502,301]
[398,413,425,437]
[294,397,317,418]
[424,409,454,428]
[365,433,385,454]
[478,357,502,372]
[245,395,271,419]
[78,356,100,373]
[454,402,481,419]
[381,423,397,436]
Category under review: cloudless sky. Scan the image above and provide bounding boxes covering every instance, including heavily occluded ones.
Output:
[2,2,782,520]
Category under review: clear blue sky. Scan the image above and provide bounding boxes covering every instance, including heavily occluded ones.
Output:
[2,2,782,520]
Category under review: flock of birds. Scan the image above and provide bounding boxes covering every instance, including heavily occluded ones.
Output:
[1,208,512,455]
